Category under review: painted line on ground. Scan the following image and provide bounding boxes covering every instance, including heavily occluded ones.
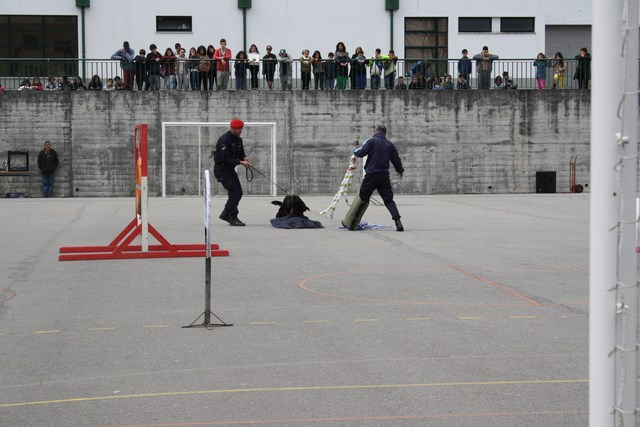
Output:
[449,265,541,306]
[103,409,588,427]
[0,379,588,408]
[7,315,574,337]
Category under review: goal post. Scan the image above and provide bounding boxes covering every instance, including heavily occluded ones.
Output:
[161,121,278,197]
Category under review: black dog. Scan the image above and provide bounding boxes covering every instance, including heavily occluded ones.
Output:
[271,194,310,218]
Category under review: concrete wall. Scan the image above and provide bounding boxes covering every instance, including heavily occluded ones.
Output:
[0,90,592,197]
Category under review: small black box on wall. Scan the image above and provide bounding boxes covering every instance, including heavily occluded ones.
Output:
[8,150,29,171]
[536,171,556,193]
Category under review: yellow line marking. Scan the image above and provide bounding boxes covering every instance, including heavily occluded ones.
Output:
[33,330,61,334]
[88,327,116,331]
[406,317,432,321]
[457,317,483,320]
[510,316,537,319]
[302,320,329,323]
[0,379,589,408]
[353,319,380,322]
[0,332,4,336]
[143,325,169,329]
[249,322,276,325]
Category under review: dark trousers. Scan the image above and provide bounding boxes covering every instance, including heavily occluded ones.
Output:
[42,172,54,197]
[249,65,260,89]
[301,71,311,90]
[359,172,400,220]
[220,171,243,216]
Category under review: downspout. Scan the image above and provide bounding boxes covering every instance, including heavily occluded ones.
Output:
[242,8,247,53]
[80,6,86,81]
[389,9,394,50]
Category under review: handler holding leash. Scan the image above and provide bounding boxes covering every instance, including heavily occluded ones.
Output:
[344,124,405,231]
[214,119,250,226]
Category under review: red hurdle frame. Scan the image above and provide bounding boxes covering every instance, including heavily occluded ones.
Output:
[59,124,229,261]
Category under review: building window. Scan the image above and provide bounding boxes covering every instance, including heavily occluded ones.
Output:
[156,16,192,32]
[0,15,78,77]
[404,17,449,77]
[458,17,492,33]
[501,17,535,33]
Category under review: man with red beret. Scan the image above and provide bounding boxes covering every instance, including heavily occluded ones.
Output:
[213,119,250,226]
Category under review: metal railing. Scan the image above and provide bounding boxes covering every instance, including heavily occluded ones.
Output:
[0,58,590,91]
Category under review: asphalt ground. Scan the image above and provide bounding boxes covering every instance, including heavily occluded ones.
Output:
[0,194,589,426]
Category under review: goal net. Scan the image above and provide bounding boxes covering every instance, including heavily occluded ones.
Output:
[161,121,278,197]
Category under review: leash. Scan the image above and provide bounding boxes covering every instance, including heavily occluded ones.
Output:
[246,164,289,194]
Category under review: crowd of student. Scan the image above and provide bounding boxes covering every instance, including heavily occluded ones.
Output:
[7,40,592,92]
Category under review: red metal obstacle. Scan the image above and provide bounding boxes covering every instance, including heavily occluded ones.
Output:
[59,124,229,261]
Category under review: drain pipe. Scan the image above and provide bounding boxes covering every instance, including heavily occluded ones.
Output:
[386,0,399,51]
[75,0,89,81]
[238,0,252,53]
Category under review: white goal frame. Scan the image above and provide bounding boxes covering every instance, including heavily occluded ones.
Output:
[161,121,278,197]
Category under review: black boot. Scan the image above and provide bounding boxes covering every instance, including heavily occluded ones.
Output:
[219,208,230,223]
[395,219,404,232]
[229,216,245,226]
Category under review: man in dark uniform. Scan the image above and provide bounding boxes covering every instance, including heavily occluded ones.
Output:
[353,125,405,231]
[214,119,250,226]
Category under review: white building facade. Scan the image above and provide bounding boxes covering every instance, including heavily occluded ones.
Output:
[2,0,592,62]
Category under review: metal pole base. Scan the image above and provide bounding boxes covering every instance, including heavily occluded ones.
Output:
[182,311,233,330]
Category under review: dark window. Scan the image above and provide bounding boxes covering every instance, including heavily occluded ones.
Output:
[0,15,78,77]
[404,17,449,77]
[458,17,492,33]
[501,17,535,33]
[156,16,192,32]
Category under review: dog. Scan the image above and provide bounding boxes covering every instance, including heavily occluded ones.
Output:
[271,194,310,218]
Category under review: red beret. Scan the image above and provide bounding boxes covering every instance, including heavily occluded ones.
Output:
[230,119,244,129]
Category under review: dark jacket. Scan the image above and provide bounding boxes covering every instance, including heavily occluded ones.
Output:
[458,57,471,78]
[324,59,338,79]
[38,148,59,174]
[262,53,277,76]
[353,132,404,175]
[213,131,246,179]
[146,51,163,75]
[575,52,591,81]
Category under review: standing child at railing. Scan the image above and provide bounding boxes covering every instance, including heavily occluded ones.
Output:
[213,38,232,90]
[299,49,313,90]
[552,52,566,89]
[248,44,260,90]
[324,52,337,90]
[312,50,324,90]
[234,51,248,91]
[176,48,189,90]
[533,52,550,90]
[134,49,147,91]
[383,49,398,89]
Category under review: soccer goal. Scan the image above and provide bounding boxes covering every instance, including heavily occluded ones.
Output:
[161,121,278,197]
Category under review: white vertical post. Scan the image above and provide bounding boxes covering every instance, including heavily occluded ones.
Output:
[140,176,148,252]
[589,0,636,425]
[617,0,638,424]
[271,123,277,196]
[198,126,202,196]
[161,123,166,198]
